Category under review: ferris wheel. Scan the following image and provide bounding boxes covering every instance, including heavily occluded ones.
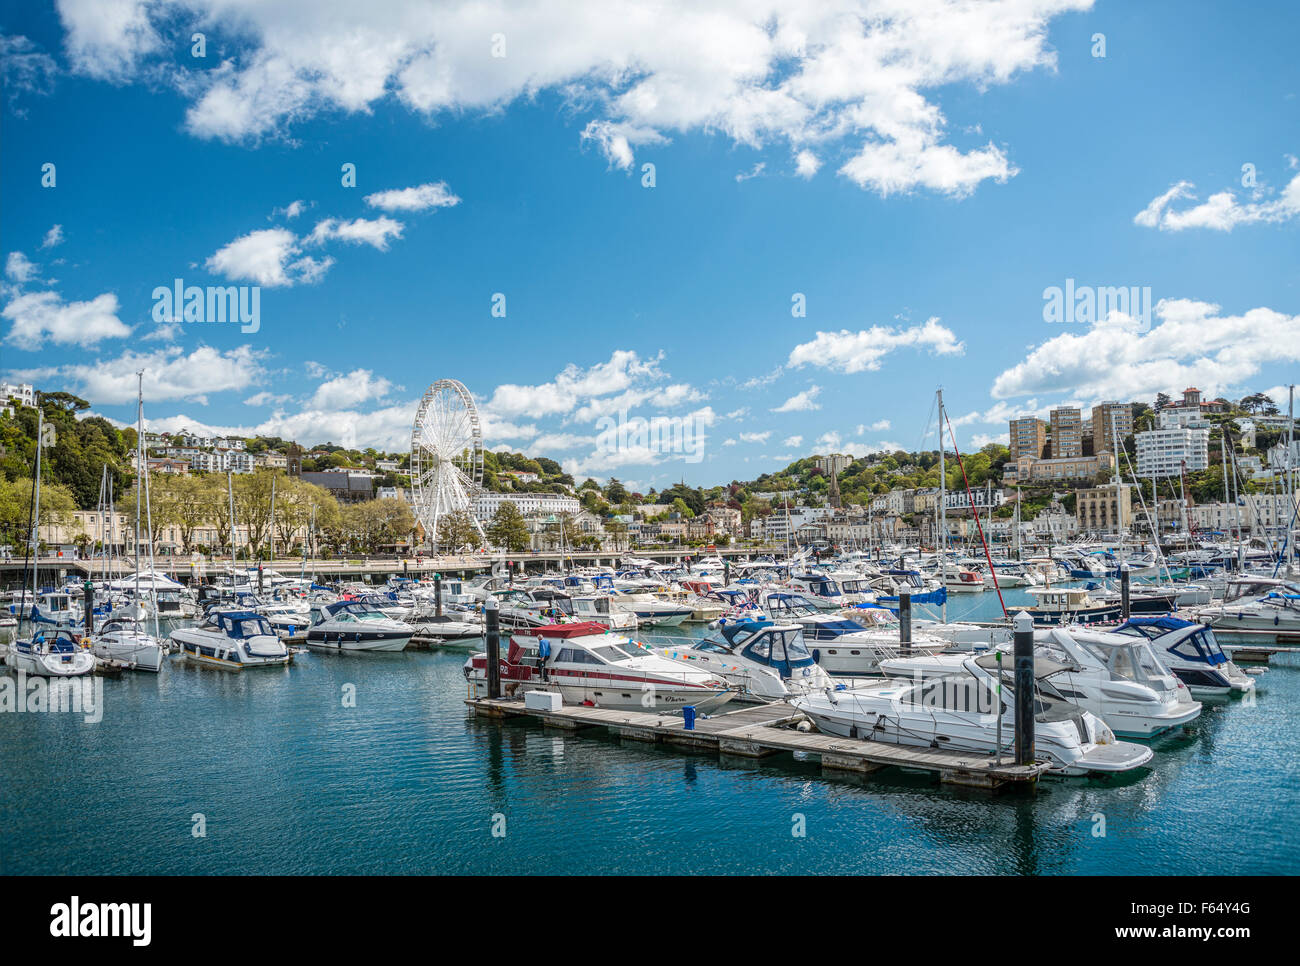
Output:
[410,379,486,550]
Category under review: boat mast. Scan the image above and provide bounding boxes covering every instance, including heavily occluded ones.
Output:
[228,470,237,578]
[1289,385,1296,576]
[137,371,160,636]
[134,372,142,617]
[28,406,45,616]
[938,388,947,623]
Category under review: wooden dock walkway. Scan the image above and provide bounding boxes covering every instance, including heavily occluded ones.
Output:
[467,696,1049,790]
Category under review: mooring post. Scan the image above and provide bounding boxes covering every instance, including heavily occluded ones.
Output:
[83,579,94,638]
[1120,563,1131,620]
[485,596,501,700]
[898,591,912,656]
[257,563,264,596]
[1013,610,1035,767]
[434,572,443,617]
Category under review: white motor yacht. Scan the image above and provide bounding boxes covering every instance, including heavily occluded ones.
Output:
[1085,617,1254,697]
[170,610,291,669]
[306,600,413,651]
[609,592,693,627]
[793,653,1154,776]
[655,620,834,701]
[464,622,735,713]
[881,626,1201,738]
[762,593,949,675]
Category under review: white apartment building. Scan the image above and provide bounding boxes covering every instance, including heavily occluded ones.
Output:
[943,489,1006,512]
[1136,426,1210,477]
[474,491,580,521]
[1156,409,1210,430]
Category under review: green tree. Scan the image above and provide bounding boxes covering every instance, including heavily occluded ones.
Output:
[487,501,531,552]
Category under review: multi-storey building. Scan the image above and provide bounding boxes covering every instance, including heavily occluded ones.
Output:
[1050,407,1083,458]
[1135,426,1210,477]
[473,491,580,520]
[1090,400,1132,455]
[1075,485,1134,533]
[814,454,852,477]
[1008,416,1048,461]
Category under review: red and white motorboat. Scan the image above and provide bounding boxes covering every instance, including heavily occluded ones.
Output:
[464,622,736,713]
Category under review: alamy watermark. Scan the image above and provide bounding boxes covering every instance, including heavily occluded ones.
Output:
[1,671,103,723]
[1042,278,1152,332]
[152,278,260,334]
[594,408,708,465]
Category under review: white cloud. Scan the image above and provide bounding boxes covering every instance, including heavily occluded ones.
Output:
[41,225,64,249]
[484,349,674,421]
[735,161,765,182]
[991,299,1300,403]
[13,344,267,404]
[772,386,821,412]
[205,227,332,287]
[308,369,394,409]
[272,200,308,219]
[970,432,1009,447]
[306,216,404,250]
[739,431,771,443]
[5,251,38,283]
[794,149,820,179]
[788,317,964,373]
[870,418,891,431]
[56,0,1087,197]
[1135,173,1300,231]
[244,391,292,406]
[3,289,130,349]
[1,35,58,114]
[364,182,461,212]
[782,434,804,447]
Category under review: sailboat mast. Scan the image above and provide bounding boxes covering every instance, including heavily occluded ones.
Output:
[1289,385,1296,575]
[134,371,143,613]
[30,407,44,608]
[937,388,947,623]
[228,471,237,577]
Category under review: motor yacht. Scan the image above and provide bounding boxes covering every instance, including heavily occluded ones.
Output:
[464,622,735,713]
[609,592,693,627]
[654,620,833,701]
[170,610,292,669]
[305,600,413,651]
[570,594,637,630]
[881,626,1201,738]
[1191,581,1300,635]
[793,653,1154,776]
[1022,587,1122,626]
[761,593,949,675]
[1097,617,1254,697]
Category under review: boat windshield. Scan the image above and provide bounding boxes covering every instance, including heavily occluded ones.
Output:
[1170,627,1228,665]
[590,644,637,663]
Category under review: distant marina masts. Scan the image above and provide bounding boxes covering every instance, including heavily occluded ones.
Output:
[410,379,487,551]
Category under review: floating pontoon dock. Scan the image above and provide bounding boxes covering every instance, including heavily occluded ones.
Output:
[467,696,1049,790]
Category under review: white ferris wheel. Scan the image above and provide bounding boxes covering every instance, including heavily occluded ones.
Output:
[410,379,486,550]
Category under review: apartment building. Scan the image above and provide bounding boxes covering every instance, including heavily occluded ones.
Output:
[1075,485,1134,532]
[1090,400,1132,455]
[1050,407,1083,458]
[1135,426,1210,477]
[1008,416,1048,461]
[1003,452,1113,483]
[814,454,852,477]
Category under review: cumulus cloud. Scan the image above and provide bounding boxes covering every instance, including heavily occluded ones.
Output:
[364,182,461,212]
[783,434,804,447]
[739,431,771,443]
[307,369,394,409]
[1134,173,1300,231]
[3,289,131,349]
[788,317,964,373]
[5,252,38,284]
[53,0,1088,197]
[305,216,404,250]
[205,228,333,287]
[41,225,64,249]
[991,299,1300,402]
[772,386,822,412]
[12,343,268,404]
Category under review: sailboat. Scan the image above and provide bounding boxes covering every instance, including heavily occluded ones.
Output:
[8,406,95,678]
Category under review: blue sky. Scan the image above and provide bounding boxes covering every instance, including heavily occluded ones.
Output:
[2,0,1297,491]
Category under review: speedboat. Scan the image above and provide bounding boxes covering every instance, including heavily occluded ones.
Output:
[793,653,1154,776]
[464,621,735,713]
[405,604,484,649]
[6,629,96,677]
[762,593,949,675]
[89,617,166,672]
[170,610,292,669]
[654,620,834,701]
[881,626,1201,738]
[609,592,693,627]
[1192,582,1300,635]
[306,600,413,651]
[1094,616,1254,697]
[943,569,987,593]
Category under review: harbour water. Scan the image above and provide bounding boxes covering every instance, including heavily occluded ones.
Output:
[2,593,1296,876]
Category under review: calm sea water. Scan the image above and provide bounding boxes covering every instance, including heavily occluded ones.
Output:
[2,593,1296,876]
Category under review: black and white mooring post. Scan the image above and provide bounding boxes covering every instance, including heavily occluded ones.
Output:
[83,579,94,637]
[1120,563,1131,620]
[1013,610,1035,767]
[484,596,501,700]
[434,572,443,617]
[898,591,912,656]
